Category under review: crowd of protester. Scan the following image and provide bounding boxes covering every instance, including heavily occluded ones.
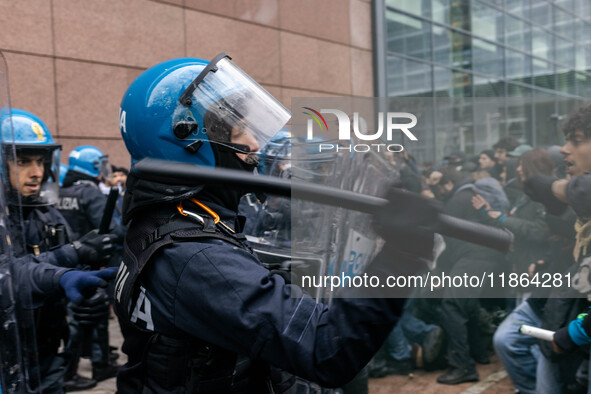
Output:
[366,103,591,393]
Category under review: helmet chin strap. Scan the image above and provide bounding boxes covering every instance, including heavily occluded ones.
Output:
[210,140,251,154]
[186,139,252,155]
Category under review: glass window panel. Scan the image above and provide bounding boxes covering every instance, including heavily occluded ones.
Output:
[554,36,575,68]
[556,67,576,95]
[533,91,558,147]
[386,11,432,61]
[434,67,473,97]
[532,58,555,89]
[556,0,574,9]
[450,0,471,30]
[506,49,533,84]
[532,26,553,60]
[576,21,591,47]
[432,0,450,25]
[576,72,591,97]
[506,14,531,52]
[473,96,506,152]
[507,85,534,144]
[554,5,574,39]
[434,96,474,156]
[434,67,453,96]
[575,0,591,20]
[471,1,504,43]
[473,38,504,78]
[386,56,432,96]
[474,77,505,97]
[506,0,530,20]
[451,30,472,69]
[433,25,452,65]
[385,0,426,17]
[575,47,588,71]
[530,0,551,26]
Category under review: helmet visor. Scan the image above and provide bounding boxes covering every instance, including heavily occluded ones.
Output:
[183,55,291,154]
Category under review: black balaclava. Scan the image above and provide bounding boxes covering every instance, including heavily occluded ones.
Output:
[196,144,257,213]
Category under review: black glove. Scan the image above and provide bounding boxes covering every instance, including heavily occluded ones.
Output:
[523,175,567,215]
[373,187,440,260]
[70,287,110,326]
[72,230,115,269]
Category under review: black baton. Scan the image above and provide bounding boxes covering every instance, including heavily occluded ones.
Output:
[133,158,514,253]
[99,187,119,234]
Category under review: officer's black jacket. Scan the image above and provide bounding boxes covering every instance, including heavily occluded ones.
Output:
[9,255,71,308]
[115,173,423,393]
[59,170,107,239]
[7,203,78,360]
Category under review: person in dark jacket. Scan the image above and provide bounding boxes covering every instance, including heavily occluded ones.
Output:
[473,148,553,285]
[433,168,506,385]
[114,55,441,393]
[1,109,115,393]
[58,145,124,385]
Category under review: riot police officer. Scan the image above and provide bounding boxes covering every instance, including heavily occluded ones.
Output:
[115,54,439,393]
[1,109,116,393]
[58,145,124,385]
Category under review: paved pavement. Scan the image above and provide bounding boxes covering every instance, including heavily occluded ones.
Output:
[74,316,515,393]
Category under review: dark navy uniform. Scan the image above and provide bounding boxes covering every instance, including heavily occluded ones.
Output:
[8,204,79,394]
[58,173,106,240]
[115,180,421,393]
[58,170,120,383]
[10,256,72,306]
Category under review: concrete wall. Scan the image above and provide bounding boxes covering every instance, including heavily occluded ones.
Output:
[0,0,373,167]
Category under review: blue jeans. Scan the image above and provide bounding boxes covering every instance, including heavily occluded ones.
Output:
[493,302,562,394]
[386,300,437,361]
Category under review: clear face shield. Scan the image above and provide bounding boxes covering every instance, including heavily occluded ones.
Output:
[0,50,41,393]
[174,53,291,161]
[241,137,292,247]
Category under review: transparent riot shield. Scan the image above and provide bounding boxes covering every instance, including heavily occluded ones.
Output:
[328,150,401,290]
[0,50,41,394]
[289,97,410,304]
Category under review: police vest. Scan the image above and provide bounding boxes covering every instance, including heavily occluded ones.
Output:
[57,180,96,238]
[115,208,298,393]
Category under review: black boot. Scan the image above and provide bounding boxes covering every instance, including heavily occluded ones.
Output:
[437,367,478,385]
[92,361,121,382]
[63,374,97,392]
[385,358,413,376]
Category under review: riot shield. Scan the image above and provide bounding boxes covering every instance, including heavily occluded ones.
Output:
[0,50,41,394]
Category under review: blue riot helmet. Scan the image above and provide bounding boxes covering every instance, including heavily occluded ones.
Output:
[0,109,62,205]
[68,145,111,180]
[119,53,291,168]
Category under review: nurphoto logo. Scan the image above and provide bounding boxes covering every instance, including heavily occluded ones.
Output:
[302,107,418,153]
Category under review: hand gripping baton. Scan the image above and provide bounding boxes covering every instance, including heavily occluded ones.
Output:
[133,158,514,254]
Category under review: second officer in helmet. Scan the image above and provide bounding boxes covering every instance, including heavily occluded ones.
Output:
[1,109,116,392]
